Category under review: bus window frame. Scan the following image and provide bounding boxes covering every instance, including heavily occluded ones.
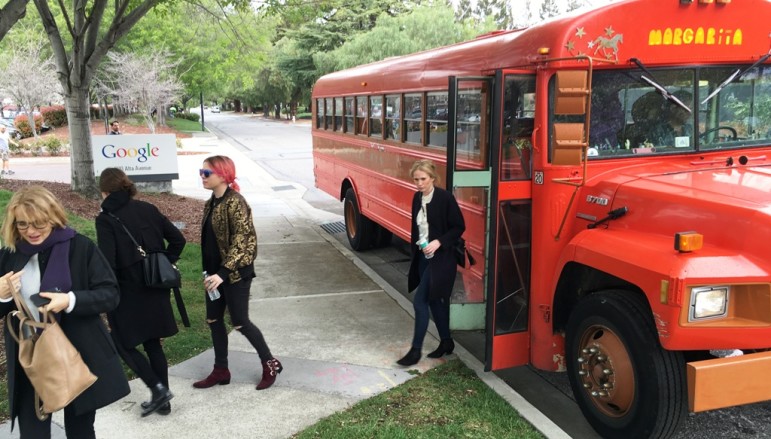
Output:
[385,94,402,142]
[344,96,355,134]
[334,97,344,132]
[404,92,423,145]
[315,98,324,129]
[356,95,368,136]
[370,95,384,138]
[427,91,450,149]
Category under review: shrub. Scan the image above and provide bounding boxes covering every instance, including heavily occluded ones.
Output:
[13,114,44,138]
[176,112,200,122]
[40,137,64,155]
[40,105,68,127]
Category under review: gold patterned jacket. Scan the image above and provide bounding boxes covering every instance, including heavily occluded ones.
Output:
[202,188,258,284]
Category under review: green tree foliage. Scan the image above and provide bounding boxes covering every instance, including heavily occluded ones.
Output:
[120,1,274,107]
[476,0,513,30]
[313,3,494,75]
[454,0,472,22]
[539,0,561,20]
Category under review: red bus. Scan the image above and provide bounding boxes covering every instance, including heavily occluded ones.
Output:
[312,0,771,437]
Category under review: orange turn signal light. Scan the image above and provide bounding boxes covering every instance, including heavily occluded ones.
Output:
[674,231,703,252]
[538,47,550,55]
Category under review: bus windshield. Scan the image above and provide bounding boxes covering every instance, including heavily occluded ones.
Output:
[586,65,771,158]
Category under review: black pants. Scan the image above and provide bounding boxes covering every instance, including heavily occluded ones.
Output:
[16,369,96,439]
[113,337,169,389]
[205,278,272,367]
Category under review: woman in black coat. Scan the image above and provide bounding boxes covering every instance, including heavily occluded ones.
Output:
[397,160,465,366]
[95,168,186,417]
[0,185,130,439]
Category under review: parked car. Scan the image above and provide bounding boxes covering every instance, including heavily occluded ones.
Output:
[0,119,22,140]
[211,106,221,113]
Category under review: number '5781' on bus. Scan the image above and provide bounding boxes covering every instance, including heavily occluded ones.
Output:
[312,0,771,437]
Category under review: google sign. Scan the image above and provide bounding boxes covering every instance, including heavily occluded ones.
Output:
[101,143,160,162]
[92,134,178,180]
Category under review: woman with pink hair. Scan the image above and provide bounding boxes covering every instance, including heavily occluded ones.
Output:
[193,155,282,390]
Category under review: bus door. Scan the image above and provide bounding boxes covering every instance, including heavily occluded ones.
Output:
[447,76,494,332]
[448,72,534,371]
[485,71,535,371]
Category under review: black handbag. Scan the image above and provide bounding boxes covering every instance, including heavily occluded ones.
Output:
[454,238,476,268]
[143,251,182,289]
[107,212,181,289]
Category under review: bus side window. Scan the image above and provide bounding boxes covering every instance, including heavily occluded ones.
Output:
[502,75,536,180]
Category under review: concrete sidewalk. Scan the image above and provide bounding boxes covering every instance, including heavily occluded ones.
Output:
[1,132,569,438]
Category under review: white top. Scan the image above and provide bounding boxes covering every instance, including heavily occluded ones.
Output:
[416,188,434,243]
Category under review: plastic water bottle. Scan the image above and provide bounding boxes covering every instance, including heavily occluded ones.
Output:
[203,271,221,301]
[416,238,433,259]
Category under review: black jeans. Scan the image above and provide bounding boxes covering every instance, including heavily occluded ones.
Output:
[411,253,451,349]
[205,278,273,367]
[113,337,169,389]
[16,369,96,438]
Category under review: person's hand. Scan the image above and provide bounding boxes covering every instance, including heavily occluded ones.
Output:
[0,271,24,300]
[423,239,441,258]
[38,292,71,314]
[204,274,223,292]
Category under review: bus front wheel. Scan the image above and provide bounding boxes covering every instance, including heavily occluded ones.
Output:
[565,291,686,439]
[344,188,374,251]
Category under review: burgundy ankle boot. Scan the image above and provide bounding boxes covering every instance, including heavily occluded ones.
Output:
[256,358,283,390]
[193,365,231,389]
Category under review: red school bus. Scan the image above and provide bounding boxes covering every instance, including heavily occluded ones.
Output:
[311,0,771,437]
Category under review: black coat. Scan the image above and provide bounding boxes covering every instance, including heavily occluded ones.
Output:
[407,187,466,300]
[0,234,130,420]
[95,193,186,349]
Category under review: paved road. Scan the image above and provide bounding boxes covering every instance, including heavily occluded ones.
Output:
[202,111,771,439]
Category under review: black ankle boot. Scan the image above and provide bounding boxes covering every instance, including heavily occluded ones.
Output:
[427,339,455,358]
[141,383,174,417]
[396,347,421,366]
[141,401,171,415]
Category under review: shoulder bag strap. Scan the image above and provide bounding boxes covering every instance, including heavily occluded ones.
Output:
[106,212,146,257]
[172,286,190,327]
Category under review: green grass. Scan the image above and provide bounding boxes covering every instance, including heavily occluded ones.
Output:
[296,359,544,439]
[167,117,204,132]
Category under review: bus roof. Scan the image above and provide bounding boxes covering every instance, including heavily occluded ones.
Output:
[313,0,771,97]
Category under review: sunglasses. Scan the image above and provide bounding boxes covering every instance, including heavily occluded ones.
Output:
[199,169,216,178]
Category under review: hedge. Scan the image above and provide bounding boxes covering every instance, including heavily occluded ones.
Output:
[40,105,67,127]
[13,114,44,138]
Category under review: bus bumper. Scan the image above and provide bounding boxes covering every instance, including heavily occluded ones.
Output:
[687,351,771,412]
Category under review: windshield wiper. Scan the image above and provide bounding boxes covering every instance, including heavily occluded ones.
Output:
[701,52,771,105]
[630,58,692,114]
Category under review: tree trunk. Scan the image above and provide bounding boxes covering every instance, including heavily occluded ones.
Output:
[65,86,99,198]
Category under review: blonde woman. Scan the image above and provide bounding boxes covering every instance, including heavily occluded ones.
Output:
[0,186,129,438]
[397,160,466,366]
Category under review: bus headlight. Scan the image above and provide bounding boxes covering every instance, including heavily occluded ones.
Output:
[689,286,729,321]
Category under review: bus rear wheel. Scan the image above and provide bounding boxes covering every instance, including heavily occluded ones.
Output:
[565,291,686,439]
[344,188,374,251]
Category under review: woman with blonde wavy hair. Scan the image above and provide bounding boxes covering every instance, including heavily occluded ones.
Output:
[0,185,129,438]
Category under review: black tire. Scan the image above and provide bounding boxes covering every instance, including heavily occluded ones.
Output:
[565,291,686,439]
[343,188,374,251]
